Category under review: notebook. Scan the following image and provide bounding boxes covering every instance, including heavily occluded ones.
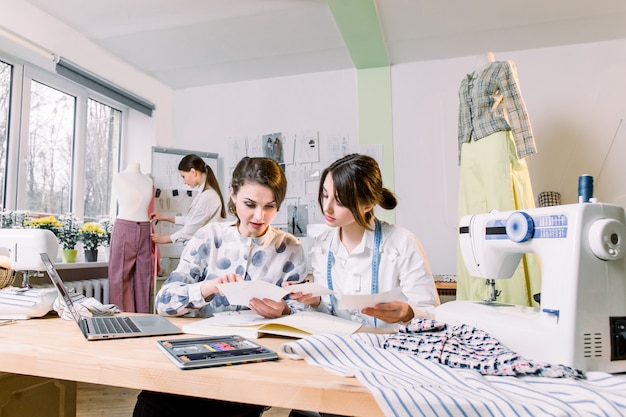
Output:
[40,253,182,340]
[182,309,362,339]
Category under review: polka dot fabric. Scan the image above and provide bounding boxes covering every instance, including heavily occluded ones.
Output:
[384,318,583,378]
[156,221,307,317]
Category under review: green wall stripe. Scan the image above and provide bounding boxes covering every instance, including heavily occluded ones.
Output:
[326,0,389,68]
[328,0,395,222]
[358,66,395,223]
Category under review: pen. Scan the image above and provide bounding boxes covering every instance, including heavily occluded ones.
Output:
[0,319,16,326]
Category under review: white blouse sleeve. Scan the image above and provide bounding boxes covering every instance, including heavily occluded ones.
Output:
[170,188,222,243]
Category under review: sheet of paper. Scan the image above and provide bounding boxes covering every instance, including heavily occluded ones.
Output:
[338,286,404,310]
[216,281,288,306]
[284,282,334,297]
[207,310,272,326]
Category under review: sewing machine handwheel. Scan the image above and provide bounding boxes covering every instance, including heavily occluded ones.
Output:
[588,218,625,260]
[505,211,534,243]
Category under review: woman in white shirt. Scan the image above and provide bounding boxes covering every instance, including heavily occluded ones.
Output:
[289,153,440,328]
[150,154,226,244]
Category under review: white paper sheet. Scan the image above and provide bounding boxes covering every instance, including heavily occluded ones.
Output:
[204,310,272,326]
[338,286,404,310]
[216,281,287,305]
[216,281,334,306]
[285,282,334,297]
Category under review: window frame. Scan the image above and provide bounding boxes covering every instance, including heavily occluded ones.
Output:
[1,51,126,220]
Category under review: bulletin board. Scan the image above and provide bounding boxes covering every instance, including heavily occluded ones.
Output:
[151,147,221,262]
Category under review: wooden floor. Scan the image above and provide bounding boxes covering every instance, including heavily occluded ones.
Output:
[76,382,291,416]
[76,383,139,417]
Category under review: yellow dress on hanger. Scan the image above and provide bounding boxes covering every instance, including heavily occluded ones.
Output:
[456,59,541,307]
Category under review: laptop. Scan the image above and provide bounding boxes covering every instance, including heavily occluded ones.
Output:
[40,253,182,340]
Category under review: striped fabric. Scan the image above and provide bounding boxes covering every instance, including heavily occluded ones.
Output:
[280,333,626,417]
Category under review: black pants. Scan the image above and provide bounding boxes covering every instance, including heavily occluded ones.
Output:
[133,390,266,417]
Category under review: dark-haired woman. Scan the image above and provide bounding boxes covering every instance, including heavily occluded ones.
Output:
[150,154,226,244]
[289,153,440,328]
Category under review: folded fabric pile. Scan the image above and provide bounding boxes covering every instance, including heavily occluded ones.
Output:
[384,318,584,378]
[281,328,626,417]
[53,289,120,320]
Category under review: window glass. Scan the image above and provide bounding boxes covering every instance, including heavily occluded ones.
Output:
[84,99,121,220]
[0,61,11,207]
[26,80,75,214]
[0,57,123,225]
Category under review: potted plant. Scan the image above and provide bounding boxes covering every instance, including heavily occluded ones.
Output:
[99,218,112,248]
[78,222,107,262]
[55,213,80,263]
[1,210,28,229]
[24,215,62,232]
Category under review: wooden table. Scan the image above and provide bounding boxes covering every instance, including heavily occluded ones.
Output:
[0,315,383,416]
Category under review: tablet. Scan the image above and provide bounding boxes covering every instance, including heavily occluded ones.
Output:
[156,335,279,369]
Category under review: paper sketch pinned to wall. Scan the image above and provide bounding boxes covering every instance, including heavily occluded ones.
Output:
[288,204,308,237]
[263,133,285,164]
[273,197,296,226]
[223,130,358,230]
[231,136,248,162]
[327,133,351,162]
[296,130,320,163]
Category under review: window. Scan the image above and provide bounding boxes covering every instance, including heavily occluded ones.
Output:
[0,60,10,204]
[1,55,122,222]
[84,99,120,219]
[26,80,75,214]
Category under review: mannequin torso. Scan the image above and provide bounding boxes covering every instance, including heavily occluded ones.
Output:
[473,52,496,73]
[112,163,153,222]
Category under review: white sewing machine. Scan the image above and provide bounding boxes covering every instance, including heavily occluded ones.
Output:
[0,228,59,319]
[435,202,626,373]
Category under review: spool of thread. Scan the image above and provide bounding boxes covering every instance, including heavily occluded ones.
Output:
[578,174,594,203]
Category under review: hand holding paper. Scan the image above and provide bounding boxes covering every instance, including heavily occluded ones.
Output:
[216,281,334,306]
[284,282,334,297]
[338,286,404,310]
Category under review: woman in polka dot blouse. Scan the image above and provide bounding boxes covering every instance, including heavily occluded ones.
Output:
[154,156,307,319]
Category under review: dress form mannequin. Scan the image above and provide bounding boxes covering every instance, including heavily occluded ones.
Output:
[111,163,153,222]
[474,52,495,72]
[457,55,541,306]
[109,163,154,313]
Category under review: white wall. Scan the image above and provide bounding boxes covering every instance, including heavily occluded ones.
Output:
[174,39,626,276]
[393,39,626,275]
[173,69,359,187]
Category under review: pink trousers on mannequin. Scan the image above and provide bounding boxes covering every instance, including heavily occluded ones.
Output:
[108,219,152,312]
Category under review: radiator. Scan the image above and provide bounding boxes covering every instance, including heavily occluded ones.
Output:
[29,277,110,310]
[63,278,109,304]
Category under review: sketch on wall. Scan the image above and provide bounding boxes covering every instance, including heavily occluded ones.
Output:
[225,130,381,234]
[262,132,284,166]
[288,204,308,237]
[295,130,320,163]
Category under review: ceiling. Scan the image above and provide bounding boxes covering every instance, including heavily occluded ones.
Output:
[23,0,626,90]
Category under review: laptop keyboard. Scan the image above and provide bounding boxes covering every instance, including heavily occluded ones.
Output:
[93,316,142,334]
